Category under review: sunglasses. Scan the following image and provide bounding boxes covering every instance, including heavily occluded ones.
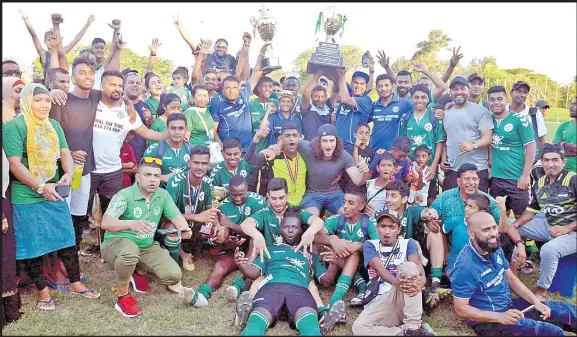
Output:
[141,157,163,165]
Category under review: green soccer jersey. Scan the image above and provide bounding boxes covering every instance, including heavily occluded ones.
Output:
[400,109,446,163]
[323,215,380,242]
[208,159,254,188]
[220,192,267,224]
[553,120,576,173]
[144,141,190,187]
[147,118,167,148]
[491,112,535,180]
[103,182,182,248]
[249,97,279,152]
[145,97,160,116]
[248,207,314,246]
[251,244,327,289]
[183,107,215,147]
[400,206,425,239]
[166,172,213,218]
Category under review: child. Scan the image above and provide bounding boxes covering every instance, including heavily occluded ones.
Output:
[120,131,137,188]
[365,152,394,215]
[342,122,376,194]
[166,68,191,111]
[408,145,432,206]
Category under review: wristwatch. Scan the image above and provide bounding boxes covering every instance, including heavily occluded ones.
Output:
[514,239,524,247]
[472,141,479,150]
[35,183,45,195]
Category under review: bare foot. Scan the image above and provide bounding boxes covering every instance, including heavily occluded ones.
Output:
[535,287,547,301]
[69,281,100,298]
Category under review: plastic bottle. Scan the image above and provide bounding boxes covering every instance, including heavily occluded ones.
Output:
[71,164,84,190]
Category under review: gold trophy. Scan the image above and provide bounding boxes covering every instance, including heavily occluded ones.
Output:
[251,5,282,72]
[204,186,229,244]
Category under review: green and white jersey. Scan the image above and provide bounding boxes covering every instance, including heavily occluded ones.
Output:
[553,120,576,173]
[166,172,213,217]
[400,206,425,239]
[491,112,535,180]
[251,244,327,288]
[220,192,267,225]
[208,159,254,188]
[248,207,314,246]
[400,109,445,163]
[323,215,379,242]
[144,141,189,178]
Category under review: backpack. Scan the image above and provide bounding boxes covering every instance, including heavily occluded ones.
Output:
[335,213,371,241]
[155,140,193,160]
[400,109,438,140]
[528,107,540,160]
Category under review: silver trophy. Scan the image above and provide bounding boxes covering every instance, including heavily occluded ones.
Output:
[307,6,346,78]
[250,5,282,72]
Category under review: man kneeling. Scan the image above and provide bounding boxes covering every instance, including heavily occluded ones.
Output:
[101,159,192,318]
[233,208,338,336]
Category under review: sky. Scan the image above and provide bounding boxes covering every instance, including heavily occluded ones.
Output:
[3,2,576,84]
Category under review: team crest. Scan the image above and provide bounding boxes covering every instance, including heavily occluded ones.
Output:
[185,205,191,214]
[492,134,504,146]
[244,207,251,216]
[240,170,247,177]
[183,154,190,162]
[496,255,503,265]
[424,123,432,131]
[357,229,364,238]
[133,207,143,218]
[199,192,205,201]
[154,207,161,216]
[411,134,426,146]
[392,106,400,113]
[286,256,306,269]
[117,111,125,119]
[504,123,513,132]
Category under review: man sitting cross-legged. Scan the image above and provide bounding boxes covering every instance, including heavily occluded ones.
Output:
[101,159,192,318]
[233,208,339,336]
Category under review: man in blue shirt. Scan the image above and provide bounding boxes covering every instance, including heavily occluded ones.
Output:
[450,211,576,336]
[369,74,413,151]
[335,70,373,147]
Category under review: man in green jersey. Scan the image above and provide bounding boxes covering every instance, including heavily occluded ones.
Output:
[144,113,191,188]
[209,137,254,188]
[249,76,279,153]
[233,207,340,336]
[487,86,536,218]
[553,97,576,173]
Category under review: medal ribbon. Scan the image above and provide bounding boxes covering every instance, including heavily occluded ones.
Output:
[283,151,299,188]
[187,171,202,215]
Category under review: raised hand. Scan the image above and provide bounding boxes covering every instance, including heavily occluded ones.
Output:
[87,15,95,25]
[48,35,62,49]
[199,39,213,55]
[116,34,126,49]
[495,196,507,212]
[336,68,346,79]
[51,13,64,25]
[148,38,161,54]
[172,13,181,27]
[377,50,390,69]
[108,19,121,31]
[368,52,375,72]
[234,247,249,266]
[450,46,463,67]
[413,62,428,73]
[242,32,252,46]
[18,8,27,20]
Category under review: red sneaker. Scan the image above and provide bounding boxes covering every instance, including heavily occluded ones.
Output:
[114,295,142,318]
[130,273,149,293]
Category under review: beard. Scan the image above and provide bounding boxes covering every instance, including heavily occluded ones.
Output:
[476,235,500,253]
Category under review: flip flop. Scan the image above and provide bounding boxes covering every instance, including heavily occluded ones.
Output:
[70,288,100,299]
[46,274,88,291]
[37,297,56,311]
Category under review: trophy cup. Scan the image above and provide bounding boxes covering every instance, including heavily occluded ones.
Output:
[251,5,282,72]
[307,7,347,79]
[204,186,230,244]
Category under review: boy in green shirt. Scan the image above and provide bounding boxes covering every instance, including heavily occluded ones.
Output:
[209,137,254,188]
[552,97,576,173]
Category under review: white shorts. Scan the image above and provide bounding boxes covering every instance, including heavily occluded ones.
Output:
[66,173,91,216]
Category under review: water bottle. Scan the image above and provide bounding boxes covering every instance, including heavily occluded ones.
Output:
[71,164,84,190]
[526,239,537,259]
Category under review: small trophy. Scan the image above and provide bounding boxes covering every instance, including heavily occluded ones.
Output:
[307,6,346,79]
[251,5,282,72]
[201,186,230,244]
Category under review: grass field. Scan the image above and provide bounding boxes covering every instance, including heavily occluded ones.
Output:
[544,107,571,142]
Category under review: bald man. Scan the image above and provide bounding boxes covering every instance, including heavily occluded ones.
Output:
[448,212,576,336]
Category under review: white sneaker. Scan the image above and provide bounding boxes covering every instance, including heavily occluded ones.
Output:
[167,281,184,293]
[226,286,239,301]
[178,287,208,308]
[350,292,365,306]
[182,253,195,271]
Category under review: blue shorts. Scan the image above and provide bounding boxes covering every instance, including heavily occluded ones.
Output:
[301,191,344,214]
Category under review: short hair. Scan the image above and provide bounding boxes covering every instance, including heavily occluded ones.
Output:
[312,84,327,95]
[345,188,367,203]
[410,84,429,96]
[222,137,242,151]
[203,68,217,77]
[467,193,490,212]
[487,86,507,97]
[72,57,96,72]
[272,81,281,87]
[139,161,162,171]
[101,70,125,84]
[2,60,18,66]
[189,145,211,159]
[166,113,187,127]
[79,48,96,57]
[458,163,479,178]
[281,122,299,134]
[414,145,431,156]
[397,70,412,80]
[392,137,412,153]
[355,122,370,133]
[279,76,286,84]
[156,93,181,117]
[172,68,187,79]
[267,178,288,194]
[375,74,394,86]
[377,152,396,166]
[222,76,240,86]
[229,175,247,188]
[215,38,228,46]
[47,68,69,81]
[44,30,54,41]
[92,38,105,46]
[255,76,274,96]
[192,84,209,97]
[144,73,161,89]
[176,66,189,75]
[282,207,304,226]
[385,180,410,198]
[284,76,299,85]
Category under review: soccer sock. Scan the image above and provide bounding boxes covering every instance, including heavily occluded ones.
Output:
[317,306,329,316]
[328,275,352,307]
[353,271,367,294]
[198,283,213,300]
[163,236,181,263]
[296,311,322,336]
[431,268,443,284]
[241,311,270,336]
[232,275,246,293]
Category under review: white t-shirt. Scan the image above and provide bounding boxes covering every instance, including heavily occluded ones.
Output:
[366,179,388,212]
[506,103,547,138]
[93,101,143,173]
[68,65,105,92]
[408,162,429,206]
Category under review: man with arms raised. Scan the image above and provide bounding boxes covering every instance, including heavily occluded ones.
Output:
[335,69,373,147]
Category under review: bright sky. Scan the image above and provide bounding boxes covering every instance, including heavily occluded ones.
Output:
[3,2,576,84]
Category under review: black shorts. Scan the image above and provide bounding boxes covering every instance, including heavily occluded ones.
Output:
[87,169,123,214]
[253,283,317,323]
[428,179,439,201]
[499,233,514,262]
[443,169,489,193]
[490,178,530,217]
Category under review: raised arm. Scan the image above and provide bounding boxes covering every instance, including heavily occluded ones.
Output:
[62,15,95,54]
[173,14,199,54]
[336,68,357,108]
[47,36,61,73]
[441,46,463,83]
[247,43,269,91]
[133,124,168,142]
[235,33,251,80]
[366,52,375,92]
[19,9,46,60]
[146,38,161,74]
[413,62,447,100]
[191,39,212,85]
[302,72,322,111]
[104,19,122,71]
[377,50,396,82]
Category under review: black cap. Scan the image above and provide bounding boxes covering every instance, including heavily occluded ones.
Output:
[542,143,565,159]
[317,124,338,138]
[374,208,401,224]
[512,81,531,91]
[449,76,469,89]
[535,100,550,109]
[435,93,453,110]
[122,68,139,76]
[468,73,485,83]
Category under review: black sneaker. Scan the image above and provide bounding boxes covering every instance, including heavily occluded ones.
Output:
[235,291,253,331]
[80,244,100,257]
[320,300,345,335]
[405,325,437,336]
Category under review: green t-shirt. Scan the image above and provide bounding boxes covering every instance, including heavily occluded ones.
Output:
[147,118,167,148]
[103,182,182,248]
[553,120,576,173]
[183,107,215,146]
[249,97,279,152]
[166,172,213,217]
[400,206,425,239]
[2,116,68,205]
[144,141,190,186]
[249,207,313,246]
[145,97,160,116]
[251,244,327,289]
[400,109,446,163]
[323,215,379,242]
[208,159,254,188]
[491,112,535,180]
[166,85,191,111]
[220,192,267,224]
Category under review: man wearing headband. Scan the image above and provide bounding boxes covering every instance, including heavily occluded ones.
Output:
[335,70,372,147]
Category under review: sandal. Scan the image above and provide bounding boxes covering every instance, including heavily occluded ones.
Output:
[46,274,88,291]
[70,288,100,299]
[37,297,56,311]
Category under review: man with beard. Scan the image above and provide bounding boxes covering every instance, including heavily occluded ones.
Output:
[507,81,548,155]
[233,207,339,336]
[467,73,490,110]
[203,38,238,74]
[442,76,493,192]
[512,144,577,300]
[249,76,278,152]
[487,86,536,218]
[144,113,191,188]
[300,73,336,141]
[450,212,576,336]
[395,70,413,100]
[209,137,254,189]
[125,72,154,163]
[2,60,21,79]
[335,69,373,147]
[552,97,576,173]
[46,68,71,93]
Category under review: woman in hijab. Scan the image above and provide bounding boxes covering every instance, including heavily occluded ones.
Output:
[2,83,100,311]
[2,77,25,122]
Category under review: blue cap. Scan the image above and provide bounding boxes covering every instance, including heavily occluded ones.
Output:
[374,208,401,224]
[352,71,369,84]
[317,123,338,138]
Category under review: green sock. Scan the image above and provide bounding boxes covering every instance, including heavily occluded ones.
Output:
[296,311,322,336]
[241,311,269,336]
[232,275,246,293]
[353,271,367,294]
[317,305,328,316]
[163,236,181,263]
[198,283,213,300]
[431,267,443,282]
[329,275,352,307]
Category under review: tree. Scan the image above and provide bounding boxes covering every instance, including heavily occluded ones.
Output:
[411,29,452,74]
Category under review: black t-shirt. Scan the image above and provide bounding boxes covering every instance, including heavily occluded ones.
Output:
[340,144,376,193]
[49,90,102,175]
[128,100,151,163]
[203,53,237,74]
[300,102,333,142]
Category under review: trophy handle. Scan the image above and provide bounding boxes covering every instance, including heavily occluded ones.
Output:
[250,16,257,27]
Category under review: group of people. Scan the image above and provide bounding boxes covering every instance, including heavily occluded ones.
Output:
[2,10,576,337]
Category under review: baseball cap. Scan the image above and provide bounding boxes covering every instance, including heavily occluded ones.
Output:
[319,76,329,84]
[535,100,550,109]
[435,93,453,110]
[278,90,295,102]
[467,73,485,83]
[317,124,338,138]
[449,76,469,89]
[374,208,401,224]
[512,81,531,91]
[542,143,565,159]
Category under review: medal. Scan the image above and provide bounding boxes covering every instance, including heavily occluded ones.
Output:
[283,151,299,193]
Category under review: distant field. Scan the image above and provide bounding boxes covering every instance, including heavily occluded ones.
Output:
[544,107,571,142]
